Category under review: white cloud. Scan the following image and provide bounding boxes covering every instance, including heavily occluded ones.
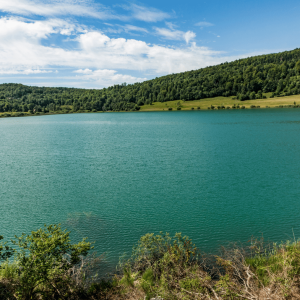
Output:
[74,69,147,86]
[0,17,77,41]
[0,0,171,23]
[123,24,148,33]
[165,22,176,30]
[105,24,149,34]
[155,27,196,44]
[74,68,93,74]
[183,31,196,44]
[0,17,252,87]
[0,0,114,19]
[0,68,51,75]
[195,21,214,27]
[0,17,224,73]
[125,4,170,22]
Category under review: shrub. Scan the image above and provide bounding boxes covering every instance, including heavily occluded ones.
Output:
[119,232,215,299]
[191,107,194,110]
[8,224,92,299]
[168,107,172,111]
[177,107,181,110]
[3,226,300,299]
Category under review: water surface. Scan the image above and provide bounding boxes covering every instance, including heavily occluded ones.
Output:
[1,110,300,272]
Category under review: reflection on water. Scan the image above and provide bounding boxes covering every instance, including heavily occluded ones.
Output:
[63,212,118,275]
[65,212,105,239]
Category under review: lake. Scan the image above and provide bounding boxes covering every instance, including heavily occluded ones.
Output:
[1,109,300,273]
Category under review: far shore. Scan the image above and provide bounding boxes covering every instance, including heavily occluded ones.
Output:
[2,94,300,119]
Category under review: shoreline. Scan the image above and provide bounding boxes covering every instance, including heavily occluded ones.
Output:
[0,105,298,119]
[2,95,300,119]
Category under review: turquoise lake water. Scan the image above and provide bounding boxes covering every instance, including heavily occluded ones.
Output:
[1,109,300,272]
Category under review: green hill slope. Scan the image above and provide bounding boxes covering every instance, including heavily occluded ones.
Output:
[1,48,300,114]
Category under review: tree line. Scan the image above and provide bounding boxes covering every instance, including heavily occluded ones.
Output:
[1,48,300,113]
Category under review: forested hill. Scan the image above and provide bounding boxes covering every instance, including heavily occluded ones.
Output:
[1,48,300,113]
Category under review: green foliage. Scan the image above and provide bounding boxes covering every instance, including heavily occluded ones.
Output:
[4,226,300,299]
[121,232,210,299]
[120,268,135,288]
[140,269,155,299]
[215,274,239,299]
[130,232,199,271]
[0,260,19,280]
[246,241,300,286]
[0,235,14,261]
[6,224,92,299]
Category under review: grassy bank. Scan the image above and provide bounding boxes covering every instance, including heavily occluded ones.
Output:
[1,225,300,299]
[140,94,300,111]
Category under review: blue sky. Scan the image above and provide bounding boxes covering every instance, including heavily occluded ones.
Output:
[0,0,299,88]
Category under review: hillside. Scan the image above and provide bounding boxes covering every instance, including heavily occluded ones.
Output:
[1,48,300,114]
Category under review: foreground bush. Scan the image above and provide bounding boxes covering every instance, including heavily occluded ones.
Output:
[2,226,300,299]
[118,234,300,299]
[0,224,96,300]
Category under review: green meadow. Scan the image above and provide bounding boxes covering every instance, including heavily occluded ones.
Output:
[140,94,300,111]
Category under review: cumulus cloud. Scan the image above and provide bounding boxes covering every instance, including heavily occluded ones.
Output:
[0,17,244,86]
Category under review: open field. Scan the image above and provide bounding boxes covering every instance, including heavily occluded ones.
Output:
[140,94,300,111]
